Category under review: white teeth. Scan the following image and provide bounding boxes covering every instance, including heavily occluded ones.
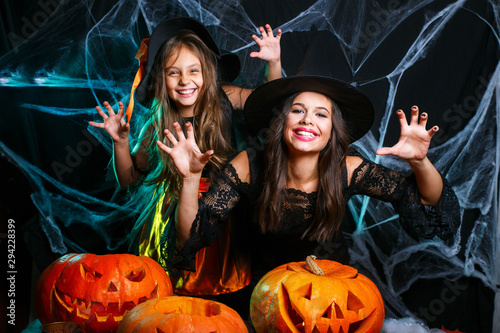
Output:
[296,131,316,138]
[178,89,195,95]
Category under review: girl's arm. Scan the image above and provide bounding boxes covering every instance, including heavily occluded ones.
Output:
[224,24,282,110]
[376,106,442,205]
[89,101,146,187]
[156,122,213,246]
[157,123,251,247]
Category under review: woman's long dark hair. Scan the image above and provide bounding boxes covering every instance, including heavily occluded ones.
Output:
[255,93,351,242]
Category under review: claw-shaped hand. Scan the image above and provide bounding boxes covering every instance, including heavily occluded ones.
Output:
[376,106,439,163]
[156,122,213,178]
[249,24,282,63]
[89,101,130,144]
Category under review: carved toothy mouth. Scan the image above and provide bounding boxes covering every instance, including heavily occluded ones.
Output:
[281,283,377,333]
[52,284,159,322]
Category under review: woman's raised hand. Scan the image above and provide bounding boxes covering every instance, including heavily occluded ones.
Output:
[250,24,282,63]
[89,101,130,144]
[376,106,439,163]
[156,122,213,179]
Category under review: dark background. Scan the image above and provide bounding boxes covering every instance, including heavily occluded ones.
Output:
[1,1,498,332]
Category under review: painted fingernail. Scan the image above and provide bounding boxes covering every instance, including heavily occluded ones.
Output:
[412,106,418,110]
[421,113,427,118]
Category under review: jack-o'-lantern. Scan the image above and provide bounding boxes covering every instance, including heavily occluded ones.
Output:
[117,296,248,333]
[250,256,384,333]
[35,253,173,333]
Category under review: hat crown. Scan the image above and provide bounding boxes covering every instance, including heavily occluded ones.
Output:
[134,16,240,107]
[243,75,374,143]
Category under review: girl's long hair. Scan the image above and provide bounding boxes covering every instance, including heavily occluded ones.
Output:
[140,30,234,198]
[256,93,351,242]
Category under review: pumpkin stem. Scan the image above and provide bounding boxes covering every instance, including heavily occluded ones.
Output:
[305,255,324,276]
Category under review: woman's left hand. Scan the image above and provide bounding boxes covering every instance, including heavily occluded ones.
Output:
[249,24,281,63]
[376,106,439,163]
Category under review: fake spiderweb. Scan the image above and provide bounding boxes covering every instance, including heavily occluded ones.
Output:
[0,1,498,331]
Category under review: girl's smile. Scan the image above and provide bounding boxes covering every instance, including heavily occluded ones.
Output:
[165,46,204,117]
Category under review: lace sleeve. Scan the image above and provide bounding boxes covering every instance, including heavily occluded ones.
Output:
[161,163,249,273]
[347,158,461,241]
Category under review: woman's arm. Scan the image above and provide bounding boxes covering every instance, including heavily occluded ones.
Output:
[250,24,282,83]
[376,106,442,205]
[223,24,282,110]
[89,101,146,187]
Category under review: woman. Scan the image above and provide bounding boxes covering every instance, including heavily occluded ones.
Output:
[89,17,282,295]
[158,75,460,309]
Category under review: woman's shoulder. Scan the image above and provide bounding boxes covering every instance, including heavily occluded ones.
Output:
[222,85,252,110]
[345,155,364,185]
[229,150,251,183]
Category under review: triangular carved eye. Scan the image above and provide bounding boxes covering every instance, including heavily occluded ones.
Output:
[294,283,313,301]
[80,263,102,282]
[346,291,365,312]
[125,267,146,282]
[149,284,159,298]
[108,281,118,292]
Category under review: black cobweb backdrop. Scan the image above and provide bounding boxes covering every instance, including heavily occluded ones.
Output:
[1,1,498,332]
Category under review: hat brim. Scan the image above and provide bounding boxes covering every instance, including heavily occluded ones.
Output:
[243,75,374,143]
[134,17,240,106]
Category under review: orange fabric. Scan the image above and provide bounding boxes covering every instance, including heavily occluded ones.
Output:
[172,179,251,295]
[172,215,251,296]
[198,177,209,198]
[125,38,149,122]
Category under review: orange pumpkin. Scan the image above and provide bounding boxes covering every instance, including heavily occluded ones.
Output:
[35,253,173,333]
[117,296,249,333]
[250,256,385,333]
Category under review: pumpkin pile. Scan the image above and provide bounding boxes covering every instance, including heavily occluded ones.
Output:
[117,296,248,332]
[250,256,385,333]
[35,253,173,333]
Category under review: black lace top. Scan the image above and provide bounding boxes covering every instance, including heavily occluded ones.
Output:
[162,148,461,282]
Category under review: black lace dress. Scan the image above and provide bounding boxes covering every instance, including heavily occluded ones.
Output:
[162,147,461,291]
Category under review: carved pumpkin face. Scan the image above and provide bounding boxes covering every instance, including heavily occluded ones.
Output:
[117,296,248,333]
[35,253,173,333]
[250,259,384,333]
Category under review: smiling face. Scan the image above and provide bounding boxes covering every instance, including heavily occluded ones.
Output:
[164,46,204,117]
[283,91,333,156]
[35,253,173,333]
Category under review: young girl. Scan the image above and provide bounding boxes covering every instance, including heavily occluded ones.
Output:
[89,17,282,295]
[158,75,461,316]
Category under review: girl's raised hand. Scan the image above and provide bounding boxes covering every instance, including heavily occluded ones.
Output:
[156,122,213,179]
[376,106,439,163]
[249,24,281,63]
[89,101,130,144]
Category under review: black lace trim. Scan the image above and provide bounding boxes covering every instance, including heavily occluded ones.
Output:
[161,151,461,275]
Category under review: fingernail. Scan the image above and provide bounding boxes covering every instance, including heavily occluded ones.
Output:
[412,106,418,110]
